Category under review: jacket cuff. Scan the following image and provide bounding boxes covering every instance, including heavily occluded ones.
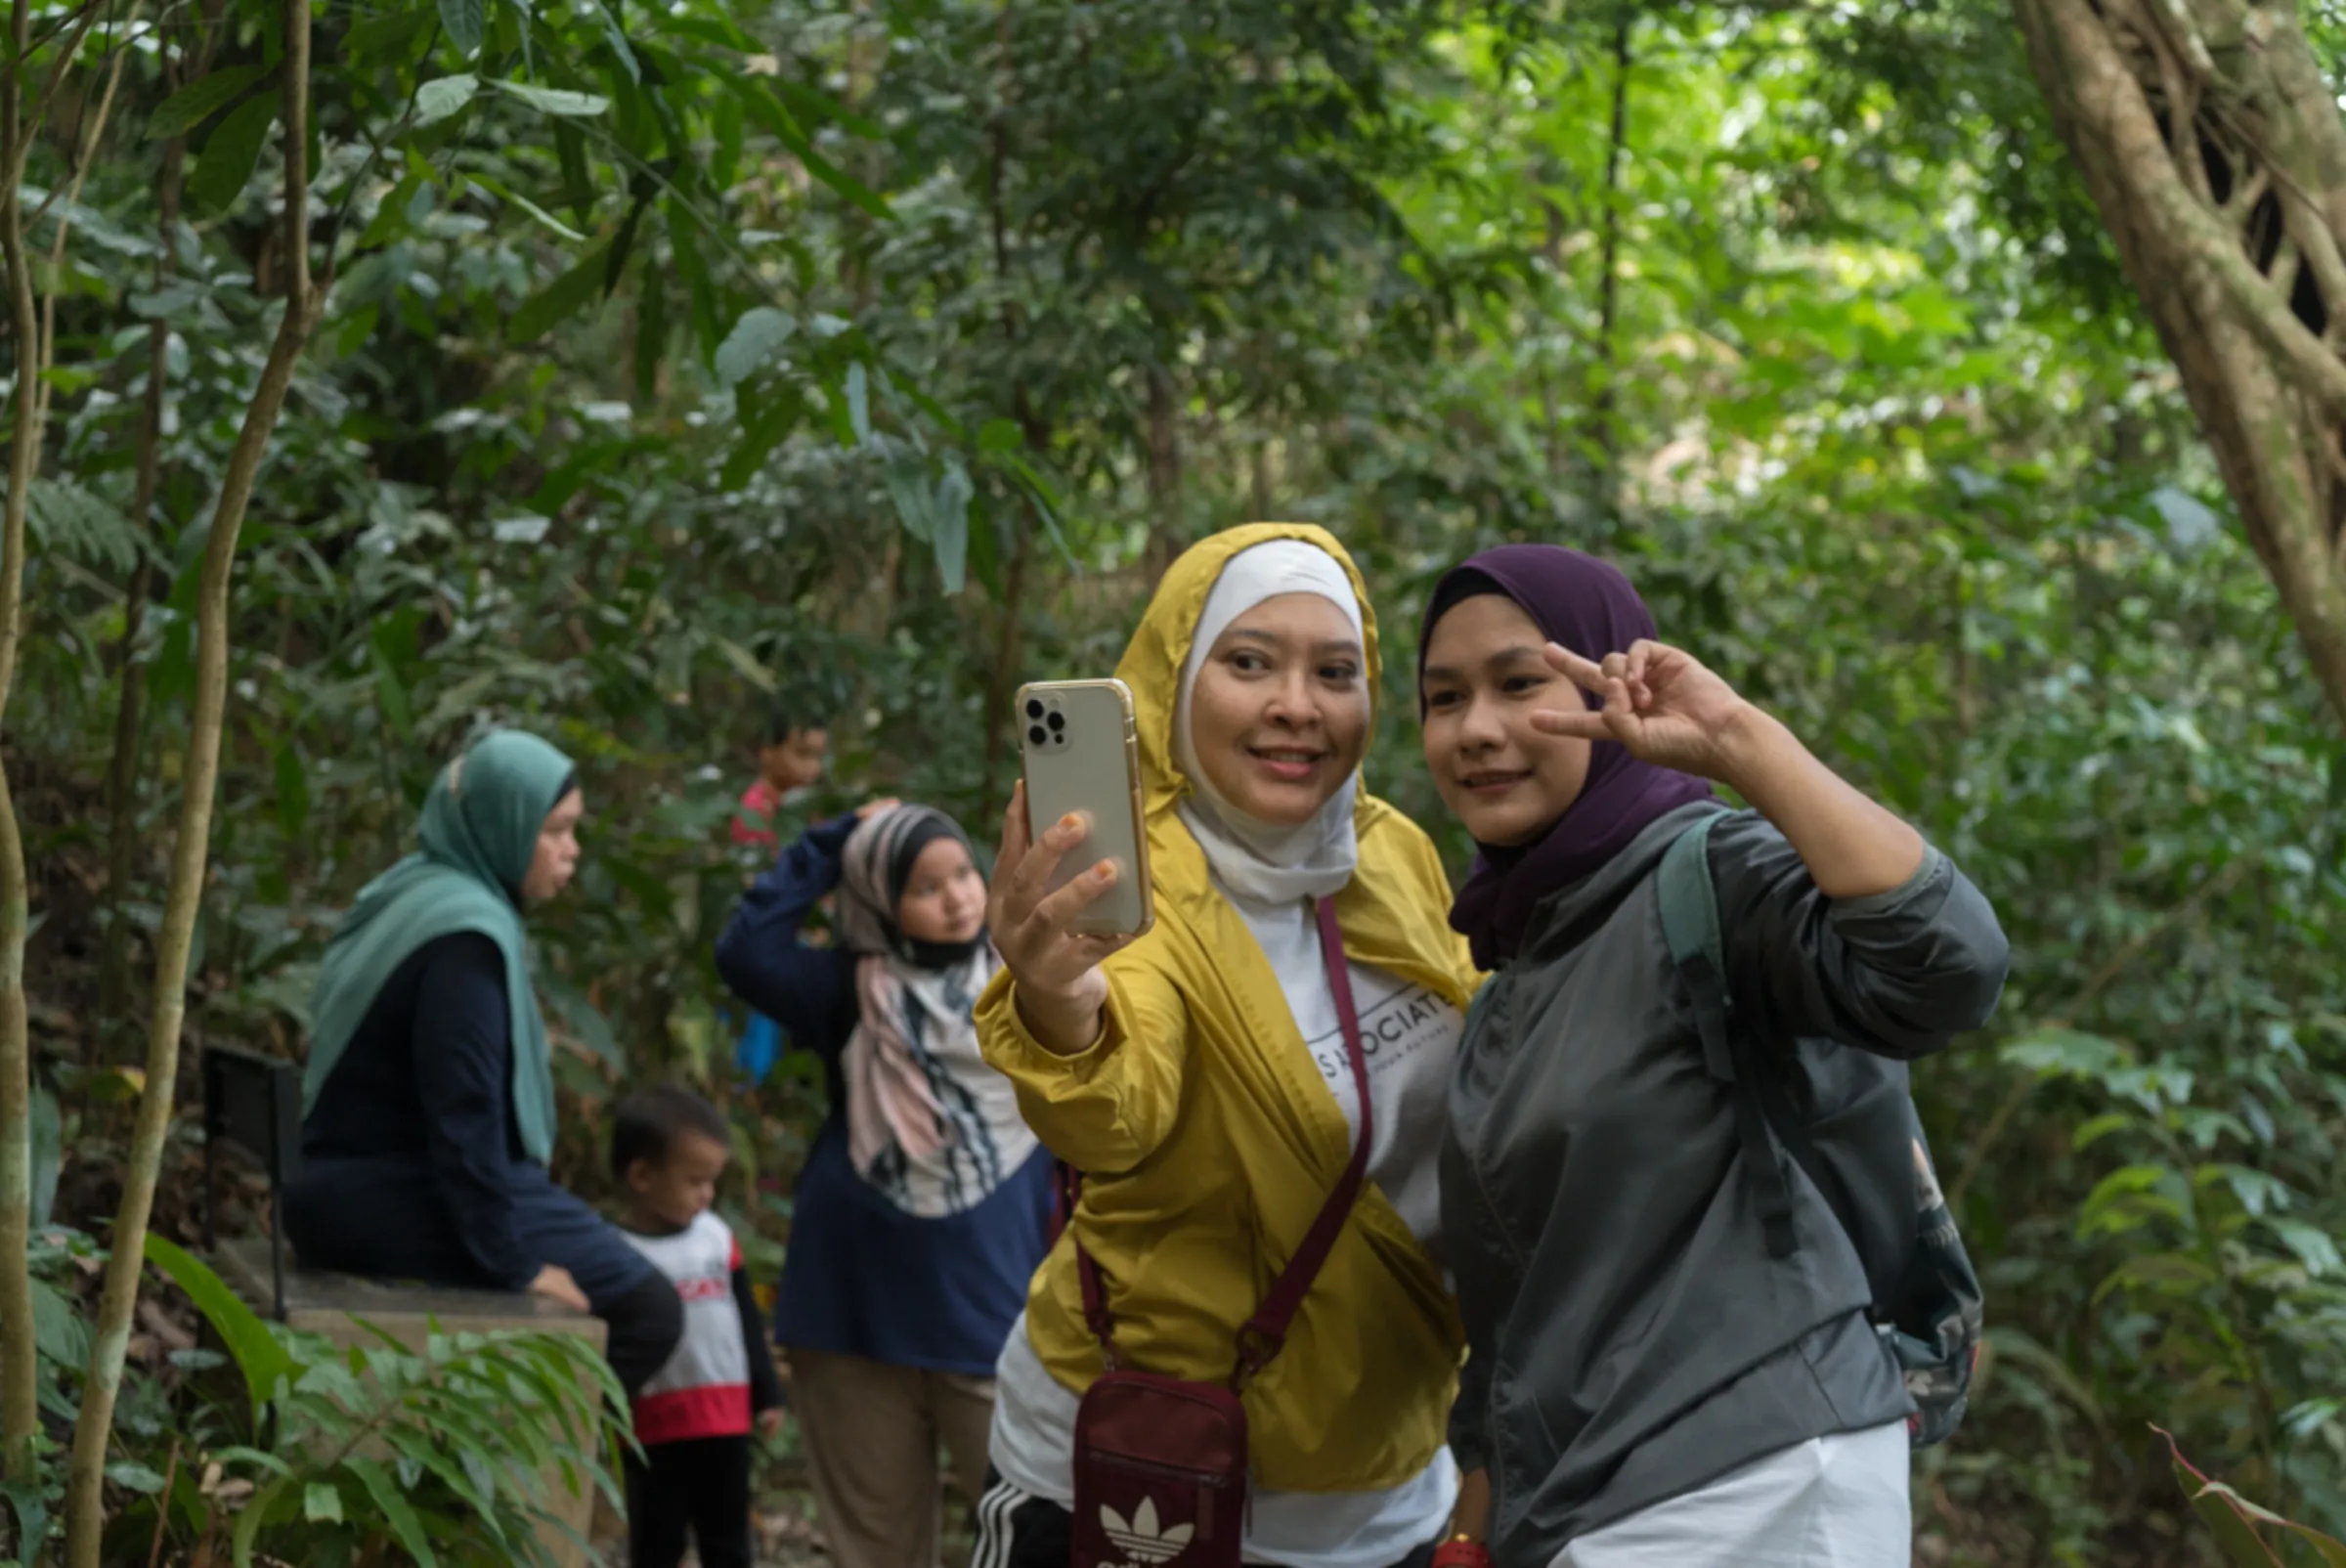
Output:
[1827,844,1947,922]
[976,969,1123,1082]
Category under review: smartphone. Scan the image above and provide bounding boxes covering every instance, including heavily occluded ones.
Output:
[1016,678,1154,938]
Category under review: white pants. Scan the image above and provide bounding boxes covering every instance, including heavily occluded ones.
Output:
[1556,1421,1910,1568]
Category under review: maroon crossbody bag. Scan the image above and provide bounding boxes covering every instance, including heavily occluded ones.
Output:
[1063,896,1372,1568]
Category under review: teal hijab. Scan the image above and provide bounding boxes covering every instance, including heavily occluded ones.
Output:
[304,730,575,1164]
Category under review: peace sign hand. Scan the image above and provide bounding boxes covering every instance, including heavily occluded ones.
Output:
[1531,639,1759,783]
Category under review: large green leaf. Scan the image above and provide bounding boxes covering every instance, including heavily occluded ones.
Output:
[933,460,973,593]
[188,91,281,214]
[438,0,485,58]
[144,1234,293,1421]
[488,79,610,117]
[413,74,480,126]
[146,65,268,140]
[509,241,614,343]
[716,306,796,388]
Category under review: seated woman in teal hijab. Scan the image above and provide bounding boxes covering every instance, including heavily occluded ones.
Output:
[282,729,684,1394]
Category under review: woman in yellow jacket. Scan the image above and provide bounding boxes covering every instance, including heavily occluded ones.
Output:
[972,524,1480,1568]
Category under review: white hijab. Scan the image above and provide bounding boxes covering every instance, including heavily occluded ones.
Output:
[1173,540,1366,904]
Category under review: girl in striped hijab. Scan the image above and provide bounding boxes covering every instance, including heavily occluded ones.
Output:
[717,798,1051,1568]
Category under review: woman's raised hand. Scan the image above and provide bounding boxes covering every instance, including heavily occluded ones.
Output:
[1531,639,1759,782]
[856,796,902,820]
[988,781,1136,1054]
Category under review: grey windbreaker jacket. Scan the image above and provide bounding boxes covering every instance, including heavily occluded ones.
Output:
[1443,802,2009,1564]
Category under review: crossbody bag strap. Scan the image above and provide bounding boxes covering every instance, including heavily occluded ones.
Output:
[1232,894,1373,1386]
[1068,894,1377,1389]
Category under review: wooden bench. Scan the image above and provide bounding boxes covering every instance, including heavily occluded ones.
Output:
[202,1046,610,1567]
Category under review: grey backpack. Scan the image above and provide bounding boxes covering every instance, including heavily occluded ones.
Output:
[1656,811,1983,1448]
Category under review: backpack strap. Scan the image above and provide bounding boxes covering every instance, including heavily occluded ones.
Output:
[1656,814,1800,1260]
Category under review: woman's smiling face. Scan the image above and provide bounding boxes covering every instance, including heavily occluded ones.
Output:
[1187,591,1370,826]
[1419,593,1592,846]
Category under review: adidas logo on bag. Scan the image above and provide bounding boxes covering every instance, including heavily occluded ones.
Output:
[1101,1498,1195,1568]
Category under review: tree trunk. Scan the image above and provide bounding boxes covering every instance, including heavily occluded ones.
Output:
[0,0,49,1484]
[2014,0,2346,726]
[63,0,322,1549]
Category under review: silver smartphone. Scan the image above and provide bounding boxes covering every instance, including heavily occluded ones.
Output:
[1016,678,1155,937]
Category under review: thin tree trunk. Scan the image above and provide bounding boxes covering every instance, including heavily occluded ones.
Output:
[1143,361,1181,577]
[1589,18,1631,515]
[64,0,321,1547]
[99,16,204,1056]
[0,0,48,1484]
[2014,0,2346,725]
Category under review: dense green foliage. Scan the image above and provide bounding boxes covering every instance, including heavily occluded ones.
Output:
[6,0,2343,1561]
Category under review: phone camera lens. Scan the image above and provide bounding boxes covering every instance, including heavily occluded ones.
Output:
[1028,724,1048,746]
[1047,712,1065,731]
[1025,699,1045,719]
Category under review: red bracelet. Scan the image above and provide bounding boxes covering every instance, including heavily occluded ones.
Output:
[1430,1540,1493,1568]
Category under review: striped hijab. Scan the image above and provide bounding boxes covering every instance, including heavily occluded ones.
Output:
[834,805,1035,1217]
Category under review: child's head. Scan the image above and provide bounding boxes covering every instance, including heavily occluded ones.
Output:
[758,708,830,795]
[611,1085,732,1230]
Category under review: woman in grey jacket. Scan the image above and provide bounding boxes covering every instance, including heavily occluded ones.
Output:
[1415,545,2009,1568]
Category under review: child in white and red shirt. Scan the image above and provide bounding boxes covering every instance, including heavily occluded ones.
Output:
[613,1087,785,1568]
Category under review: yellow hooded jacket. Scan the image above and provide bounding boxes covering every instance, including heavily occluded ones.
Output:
[977,523,1481,1495]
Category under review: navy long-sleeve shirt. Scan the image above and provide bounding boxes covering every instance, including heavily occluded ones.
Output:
[715,812,1053,1375]
[299,931,536,1287]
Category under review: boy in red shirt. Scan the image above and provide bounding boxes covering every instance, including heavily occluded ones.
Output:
[733,710,830,850]
[614,1087,785,1568]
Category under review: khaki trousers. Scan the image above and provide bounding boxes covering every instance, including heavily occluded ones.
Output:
[788,1346,997,1568]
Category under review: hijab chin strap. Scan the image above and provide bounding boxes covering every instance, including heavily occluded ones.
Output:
[1172,540,1368,906]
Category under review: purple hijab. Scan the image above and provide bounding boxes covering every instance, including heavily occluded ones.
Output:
[1420,544,1715,970]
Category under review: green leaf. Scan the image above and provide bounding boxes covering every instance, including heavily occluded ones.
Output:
[108,1462,170,1495]
[147,64,268,140]
[978,417,1021,455]
[334,304,380,360]
[2160,1426,2292,1566]
[144,1234,292,1421]
[439,0,485,58]
[231,1475,288,1568]
[3,1478,49,1554]
[413,74,479,126]
[29,1276,87,1367]
[846,362,870,445]
[720,383,803,490]
[884,457,932,543]
[554,123,593,226]
[189,90,280,214]
[30,1078,57,1227]
[933,460,973,593]
[28,477,145,575]
[346,1457,439,1565]
[509,242,612,344]
[303,1481,344,1523]
[716,307,795,388]
[466,172,584,242]
[634,263,666,404]
[487,78,609,116]
[587,0,638,82]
